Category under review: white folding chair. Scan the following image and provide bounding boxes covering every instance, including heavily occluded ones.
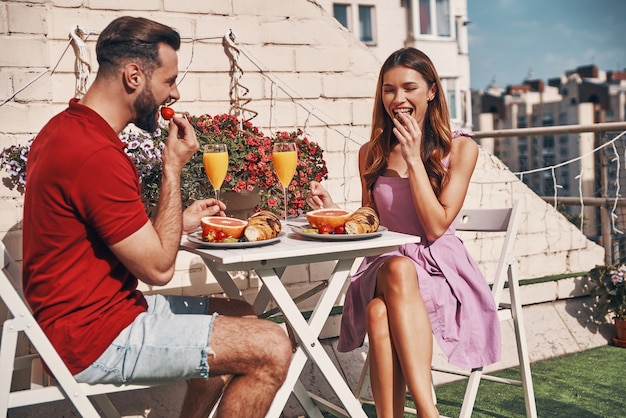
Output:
[0,240,165,417]
[353,200,537,418]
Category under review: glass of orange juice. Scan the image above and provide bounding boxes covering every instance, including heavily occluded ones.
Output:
[203,143,228,201]
[272,142,297,221]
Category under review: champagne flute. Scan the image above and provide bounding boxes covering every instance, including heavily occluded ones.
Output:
[203,143,228,201]
[272,142,297,221]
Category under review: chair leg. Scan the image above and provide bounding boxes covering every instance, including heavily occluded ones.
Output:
[508,267,537,418]
[354,353,371,401]
[0,323,19,416]
[91,394,122,418]
[458,367,483,418]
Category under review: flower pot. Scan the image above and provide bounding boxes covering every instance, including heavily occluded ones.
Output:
[221,189,261,220]
[614,318,626,348]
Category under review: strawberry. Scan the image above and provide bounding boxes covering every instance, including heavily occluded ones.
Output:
[160,107,175,120]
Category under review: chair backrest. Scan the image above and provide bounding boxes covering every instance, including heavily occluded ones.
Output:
[1,239,164,416]
[1,240,93,413]
[0,241,22,304]
[454,200,521,306]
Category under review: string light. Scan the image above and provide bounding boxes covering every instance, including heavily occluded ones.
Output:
[514,130,626,235]
[69,26,92,97]
[222,30,257,124]
[611,142,623,234]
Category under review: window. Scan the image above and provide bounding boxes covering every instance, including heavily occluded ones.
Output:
[519,156,528,171]
[440,77,458,120]
[333,4,350,29]
[532,115,539,125]
[333,3,376,45]
[419,0,451,36]
[542,114,554,126]
[358,5,374,43]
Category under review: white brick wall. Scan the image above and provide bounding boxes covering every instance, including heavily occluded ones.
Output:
[0,1,604,306]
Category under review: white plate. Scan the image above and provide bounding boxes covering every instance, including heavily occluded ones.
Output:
[289,224,387,241]
[186,231,284,248]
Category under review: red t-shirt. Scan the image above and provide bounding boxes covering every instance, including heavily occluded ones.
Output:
[23,98,149,375]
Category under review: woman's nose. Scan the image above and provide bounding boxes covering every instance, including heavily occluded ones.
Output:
[392,91,405,103]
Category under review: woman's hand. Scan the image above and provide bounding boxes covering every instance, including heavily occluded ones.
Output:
[306,181,338,210]
[393,112,423,165]
[182,199,227,234]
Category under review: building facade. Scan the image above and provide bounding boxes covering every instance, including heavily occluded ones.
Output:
[472,65,626,250]
[315,0,473,130]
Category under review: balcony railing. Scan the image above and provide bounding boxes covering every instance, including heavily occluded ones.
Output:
[473,121,626,265]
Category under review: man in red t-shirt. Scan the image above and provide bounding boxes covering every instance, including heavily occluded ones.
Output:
[22,16,291,418]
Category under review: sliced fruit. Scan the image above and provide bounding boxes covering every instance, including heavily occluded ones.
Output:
[306,208,351,229]
[201,216,248,240]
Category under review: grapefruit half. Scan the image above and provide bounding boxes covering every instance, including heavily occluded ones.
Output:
[201,216,248,239]
[306,208,351,229]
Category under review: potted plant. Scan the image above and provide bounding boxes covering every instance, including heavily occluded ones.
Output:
[2,113,329,220]
[588,264,626,347]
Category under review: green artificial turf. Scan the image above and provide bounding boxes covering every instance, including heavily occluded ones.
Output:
[328,345,625,418]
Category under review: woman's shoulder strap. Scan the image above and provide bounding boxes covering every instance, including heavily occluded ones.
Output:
[452,129,475,139]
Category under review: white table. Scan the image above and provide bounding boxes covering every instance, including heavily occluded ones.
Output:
[180,225,420,418]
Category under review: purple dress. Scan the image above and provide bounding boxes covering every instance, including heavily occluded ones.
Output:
[337,158,501,369]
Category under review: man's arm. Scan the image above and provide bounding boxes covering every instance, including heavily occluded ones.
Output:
[110,116,199,286]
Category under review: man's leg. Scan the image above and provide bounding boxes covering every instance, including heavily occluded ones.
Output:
[205,314,292,418]
[180,297,260,418]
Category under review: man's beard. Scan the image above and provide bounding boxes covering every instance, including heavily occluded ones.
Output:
[134,81,159,133]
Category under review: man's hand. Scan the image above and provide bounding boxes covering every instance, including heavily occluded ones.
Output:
[162,115,199,175]
[183,199,227,234]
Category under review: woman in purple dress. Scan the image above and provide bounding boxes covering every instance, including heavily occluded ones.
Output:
[307,48,500,418]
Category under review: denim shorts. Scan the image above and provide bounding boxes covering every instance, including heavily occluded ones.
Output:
[73,294,218,384]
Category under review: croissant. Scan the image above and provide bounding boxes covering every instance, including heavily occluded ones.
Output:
[244,210,282,241]
[344,206,380,235]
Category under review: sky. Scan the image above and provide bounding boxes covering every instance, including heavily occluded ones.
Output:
[467,0,626,90]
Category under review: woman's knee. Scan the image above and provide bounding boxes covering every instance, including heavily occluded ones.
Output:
[379,256,419,293]
[366,297,389,335]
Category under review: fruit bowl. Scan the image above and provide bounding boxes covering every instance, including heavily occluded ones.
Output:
[305,208,351,229]
[200,216,248,239]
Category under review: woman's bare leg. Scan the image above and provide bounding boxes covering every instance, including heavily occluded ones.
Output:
[376,256,439,418]
[367,296,405,417]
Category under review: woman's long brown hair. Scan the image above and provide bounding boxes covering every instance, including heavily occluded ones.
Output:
[363,48,452,201]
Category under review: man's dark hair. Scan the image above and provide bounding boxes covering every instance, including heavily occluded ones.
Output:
[96,16,181,77]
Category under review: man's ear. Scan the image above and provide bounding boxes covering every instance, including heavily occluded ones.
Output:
[123,63,142,92]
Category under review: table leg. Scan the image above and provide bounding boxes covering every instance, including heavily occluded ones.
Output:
[257,259,367,418]
[253,265,286,315]
[201,261,281,316]
[201,261,246,300]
